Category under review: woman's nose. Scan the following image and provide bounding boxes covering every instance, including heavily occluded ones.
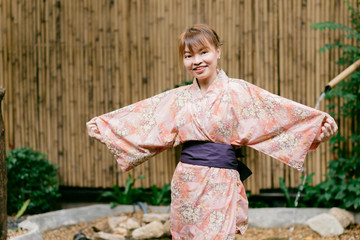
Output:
[194,54,202,64]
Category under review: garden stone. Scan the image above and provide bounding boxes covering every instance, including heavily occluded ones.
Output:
[118,217,140,230]
[113,227,127,236]
[307,213,344,237]
[142,213,170,223]
[108,216,128,230]
[355,213,360,225]
[163,220,171,236]
[132,221,164,239]
[248,208,328,228]
[93,231,125,240]
[329,207,354,228]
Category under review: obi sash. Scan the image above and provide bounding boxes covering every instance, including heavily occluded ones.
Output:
[180,141,252,181]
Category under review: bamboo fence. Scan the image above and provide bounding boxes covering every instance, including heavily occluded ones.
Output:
[0,0,357,194]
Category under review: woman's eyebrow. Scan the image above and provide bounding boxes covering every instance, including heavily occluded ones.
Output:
[198,47,209,51]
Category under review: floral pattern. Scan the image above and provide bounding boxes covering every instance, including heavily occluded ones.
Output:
[170,163,248,239]
[87,69,332,238]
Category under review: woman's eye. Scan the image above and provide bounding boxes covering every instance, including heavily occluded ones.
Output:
[202,51,208,54]
[184,55,191,59]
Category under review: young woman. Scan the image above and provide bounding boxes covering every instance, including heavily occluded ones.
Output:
[87,24,337,239]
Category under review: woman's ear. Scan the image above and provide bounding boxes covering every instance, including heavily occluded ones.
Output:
[217,47,221,59]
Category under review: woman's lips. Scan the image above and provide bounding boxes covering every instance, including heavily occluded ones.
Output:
[193,66,206,74]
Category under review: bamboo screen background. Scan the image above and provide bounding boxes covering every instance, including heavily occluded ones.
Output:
[0,0,356,194]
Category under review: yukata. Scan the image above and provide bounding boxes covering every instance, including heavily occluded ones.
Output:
[87,69,329,239]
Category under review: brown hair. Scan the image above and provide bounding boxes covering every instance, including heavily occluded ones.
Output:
[178,24,222,60]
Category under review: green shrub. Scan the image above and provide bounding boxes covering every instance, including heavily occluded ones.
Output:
[99,174,146,208]
[148,184,171,206]
[7,147,61,215]
[99,174,172,207]
[304,3,360,211]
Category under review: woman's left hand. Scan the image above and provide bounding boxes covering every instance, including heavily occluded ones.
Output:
[314,115,338,143]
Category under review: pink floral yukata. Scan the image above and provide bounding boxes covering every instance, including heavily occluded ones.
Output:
[87,70,328,239]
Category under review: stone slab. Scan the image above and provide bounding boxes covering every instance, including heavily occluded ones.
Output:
[248,208,329,228]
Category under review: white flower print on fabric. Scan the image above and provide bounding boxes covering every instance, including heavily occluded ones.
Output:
[176,117,187,129]
[104,137,122,157]
[288,159,303,170]
[209,210,226,231]
[220,94,232,103]
[180,168,197,182]
[175,89,192,107]
[215,120,232,137]
[224,233,236,240]
[171,182,182,200]
[270,130,299,151]
[293,107,312,120]
[180,204,202,224]
[114,128,129,137]
[140,112,156,134]
[211,183,229,195]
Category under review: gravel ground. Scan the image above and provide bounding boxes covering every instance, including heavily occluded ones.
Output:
[42,212,360,240]
[7,213,360,240]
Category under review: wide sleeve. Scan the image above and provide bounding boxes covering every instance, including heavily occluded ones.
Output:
[86,88,182,172]
[230,80,332,170]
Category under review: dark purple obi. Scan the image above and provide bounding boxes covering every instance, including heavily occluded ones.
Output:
[180,141,252,181]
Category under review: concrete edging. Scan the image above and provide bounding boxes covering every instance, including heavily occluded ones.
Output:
[14,206,360,240]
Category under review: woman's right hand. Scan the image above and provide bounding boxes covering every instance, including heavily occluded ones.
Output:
[86,119,102,141]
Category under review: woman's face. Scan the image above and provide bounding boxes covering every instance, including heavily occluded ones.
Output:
[183,42,221,83]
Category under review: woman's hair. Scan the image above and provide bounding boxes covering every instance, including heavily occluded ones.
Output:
[178,24,221,60]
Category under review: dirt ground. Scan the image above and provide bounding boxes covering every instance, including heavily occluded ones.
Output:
[7,213,360,240]
[42,218,360,240]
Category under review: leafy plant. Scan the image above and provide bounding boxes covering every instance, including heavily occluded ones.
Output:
[306,2,360,211]
[279,177,294,207]
[15,199,30,219]
[148,184,171,206]
[246,192,270,208]
[7,147,61,215]
[99,174,145,208]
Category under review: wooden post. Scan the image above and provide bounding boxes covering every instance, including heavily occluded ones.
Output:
[0,88,7,240]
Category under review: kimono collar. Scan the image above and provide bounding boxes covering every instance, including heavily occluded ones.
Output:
[190,69,228,99]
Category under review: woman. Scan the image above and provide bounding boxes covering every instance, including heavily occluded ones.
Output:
[87,24,337,239]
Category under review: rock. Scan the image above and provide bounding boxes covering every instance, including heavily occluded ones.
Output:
[108,216,128,230]
[93,231,126,240]
[118,217,141,230]
[132,221,164,239]
[162,220,171,236]
[113,227,127,236]
[329,207,355,228]
[142,213,170,223]
[307,213,344,237]
[355,212,360,225]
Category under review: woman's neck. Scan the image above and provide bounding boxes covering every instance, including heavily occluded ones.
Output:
[196,72,218,94]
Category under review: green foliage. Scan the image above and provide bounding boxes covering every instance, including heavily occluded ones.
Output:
[7,147,61,215]
[173,80,194,88]
[99,174,145,208]
[148,184,171,206]
[304,2,360,211]
[246,192,270,208]
[99,175,172,207]
[279,177,294,207]
[15,199,30,219]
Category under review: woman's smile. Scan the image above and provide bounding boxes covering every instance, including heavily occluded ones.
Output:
[193,65,207,74]
[183,43,221,87]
